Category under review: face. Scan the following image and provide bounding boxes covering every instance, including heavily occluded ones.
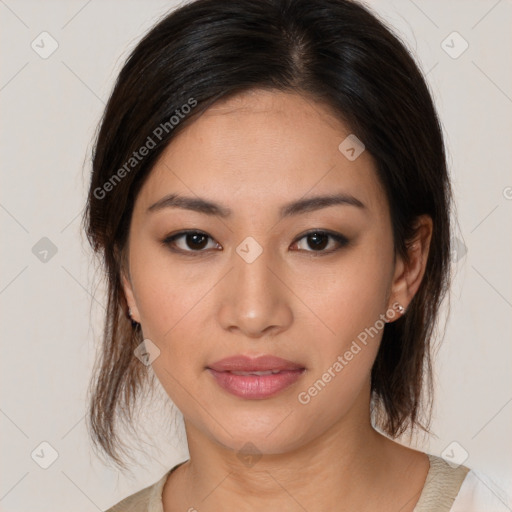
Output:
[122,89,410,455]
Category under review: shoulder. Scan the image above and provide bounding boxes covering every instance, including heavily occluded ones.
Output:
[104,481,157,512]
[414,454,470,512]
[414,454,512,512]
[104,462,185,512]
[104,472,168,512]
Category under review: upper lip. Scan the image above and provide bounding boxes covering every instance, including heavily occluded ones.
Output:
[207,355,305,372]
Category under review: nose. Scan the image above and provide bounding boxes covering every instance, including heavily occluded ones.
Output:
[217,247,293,339]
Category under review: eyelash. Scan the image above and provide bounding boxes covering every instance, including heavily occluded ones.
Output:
[161,229,350,256]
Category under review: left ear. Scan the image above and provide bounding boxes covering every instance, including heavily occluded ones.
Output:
[387,214,433,316]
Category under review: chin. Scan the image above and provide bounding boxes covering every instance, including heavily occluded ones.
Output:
[194,406,317,457]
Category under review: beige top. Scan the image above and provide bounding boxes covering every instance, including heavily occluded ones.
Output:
[104,454,470,512]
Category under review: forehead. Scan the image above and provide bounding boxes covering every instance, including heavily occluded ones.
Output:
[135,89,387,218]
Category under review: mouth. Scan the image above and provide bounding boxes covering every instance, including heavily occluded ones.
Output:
[228,369,283,375]
[206,355,306,399]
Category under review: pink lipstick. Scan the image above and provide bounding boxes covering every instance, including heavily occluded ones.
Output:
[207,355,305,399]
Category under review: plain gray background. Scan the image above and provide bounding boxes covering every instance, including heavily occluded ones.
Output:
[1,0,511,510]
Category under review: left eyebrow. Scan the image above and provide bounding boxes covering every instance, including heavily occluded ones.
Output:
[146,192,366,218]
[280,193,366,218]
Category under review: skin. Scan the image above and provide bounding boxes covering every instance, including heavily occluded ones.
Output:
[122,89,433,511]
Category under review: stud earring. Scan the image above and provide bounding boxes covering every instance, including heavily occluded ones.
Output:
[127,307,138,325]
[396,303,405,314]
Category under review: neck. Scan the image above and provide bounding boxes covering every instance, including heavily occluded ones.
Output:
[169,405,401,511]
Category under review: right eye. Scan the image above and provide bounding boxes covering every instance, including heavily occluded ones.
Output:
[161,230,221,254]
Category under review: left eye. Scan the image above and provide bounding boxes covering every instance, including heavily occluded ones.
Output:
[291,230,349,253]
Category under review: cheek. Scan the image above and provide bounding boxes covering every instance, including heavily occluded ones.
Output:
[131,258,212,415]
[296,243,392,400]
[130,239,211,334]
[292,262,389,433]
[127,247,207,376]
[307,246,392,344]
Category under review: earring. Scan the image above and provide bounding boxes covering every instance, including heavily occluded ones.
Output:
[396,303,405,314]
[127,307,138,325]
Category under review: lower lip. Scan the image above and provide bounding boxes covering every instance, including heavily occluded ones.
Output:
[207,369,305,399]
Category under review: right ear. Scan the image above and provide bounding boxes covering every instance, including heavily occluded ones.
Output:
[121,269,141,323]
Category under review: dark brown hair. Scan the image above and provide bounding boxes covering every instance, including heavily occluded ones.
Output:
[83,0,452,470]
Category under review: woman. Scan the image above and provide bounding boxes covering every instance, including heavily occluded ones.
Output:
[83,0,485,510]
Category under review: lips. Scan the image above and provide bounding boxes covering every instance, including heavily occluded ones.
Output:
[207,355,305,373]
[206,355,305,399]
